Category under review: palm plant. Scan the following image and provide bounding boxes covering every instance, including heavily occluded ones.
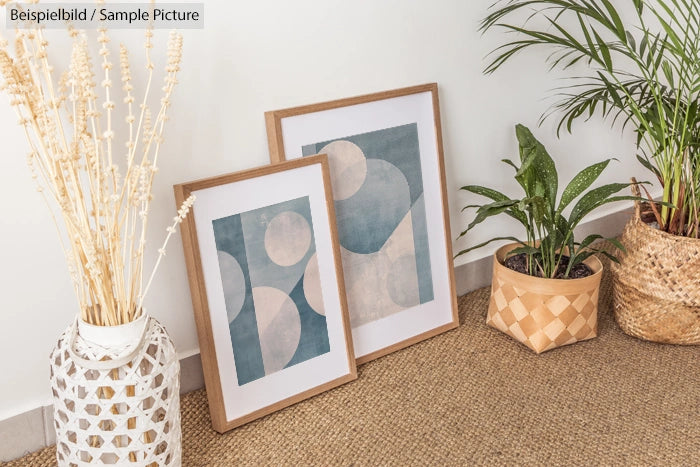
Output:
[481,0,700,237]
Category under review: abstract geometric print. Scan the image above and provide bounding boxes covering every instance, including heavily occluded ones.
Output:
[302,123,434,328]
[212,196,330,386]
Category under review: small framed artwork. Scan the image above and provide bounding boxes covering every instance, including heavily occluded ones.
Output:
[174,155,356,432]
[265,83,459,364]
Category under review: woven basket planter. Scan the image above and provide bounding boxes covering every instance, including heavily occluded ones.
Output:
[486,244,603,354]
[611,204,700,345]
[49,315,182,466]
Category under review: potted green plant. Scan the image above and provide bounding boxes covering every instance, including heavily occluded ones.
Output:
[457,124,638,353]
[480,0,700,344]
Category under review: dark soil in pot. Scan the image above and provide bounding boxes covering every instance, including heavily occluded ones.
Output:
[504,253,593,279]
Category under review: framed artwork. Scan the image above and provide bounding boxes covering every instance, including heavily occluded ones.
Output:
[265,83,459,364]
[174,156,356,432]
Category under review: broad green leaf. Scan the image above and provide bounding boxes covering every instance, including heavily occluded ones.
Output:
[515,123,539,158]
[515,124,558,208]
[576,234,603,251]
[458,199,519,237]
[508,245,541,257]
[597,249,621,264]
[459,185,528,226]
[568,183,635,227]
[459,185,509,202]
[606,237,626,253]
[570,250,595,268]
[532,141,558,212]
[557,159,613,214]
[636,153,661,178]
[461,204,484,212]
[518,195,547,227]
[555,213,570,239]
[515,148,538,196]
[578,246,621,265]
[571,193,654,228]
[454,236,524,258]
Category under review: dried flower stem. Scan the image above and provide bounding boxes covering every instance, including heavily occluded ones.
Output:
[0,4,189,325]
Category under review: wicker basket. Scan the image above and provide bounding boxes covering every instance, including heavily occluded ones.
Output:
[611,189,700,345]
[487,243,603,354]
[49,315,182,466]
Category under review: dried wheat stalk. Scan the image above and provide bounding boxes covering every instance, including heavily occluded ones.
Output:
[0,1,195,325]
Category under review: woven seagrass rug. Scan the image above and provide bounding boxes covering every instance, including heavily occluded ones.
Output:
[6,264,700,466]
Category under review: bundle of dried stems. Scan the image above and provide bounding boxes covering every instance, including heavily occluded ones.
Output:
[0,1,195,326]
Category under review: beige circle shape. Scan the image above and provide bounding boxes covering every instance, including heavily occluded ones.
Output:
[217,251,246,323]
[319,140,368,201]
[264,211,312,267]
[253,286,301,374]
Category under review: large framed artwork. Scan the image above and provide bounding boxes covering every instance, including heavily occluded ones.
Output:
[174,156,356,432]
[265,83,459,363]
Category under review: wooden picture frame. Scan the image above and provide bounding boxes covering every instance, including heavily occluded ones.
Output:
[174,155,357,433]
[265,83,459,364]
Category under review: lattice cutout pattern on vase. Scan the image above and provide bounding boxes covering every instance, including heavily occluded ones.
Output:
[49,317,181,466]
[487,277,599,354]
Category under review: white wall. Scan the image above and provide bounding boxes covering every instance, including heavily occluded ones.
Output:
[0,0,650,420]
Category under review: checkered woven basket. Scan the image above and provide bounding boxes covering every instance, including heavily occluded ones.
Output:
[49,315,181,466]
[486,244,603,354]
